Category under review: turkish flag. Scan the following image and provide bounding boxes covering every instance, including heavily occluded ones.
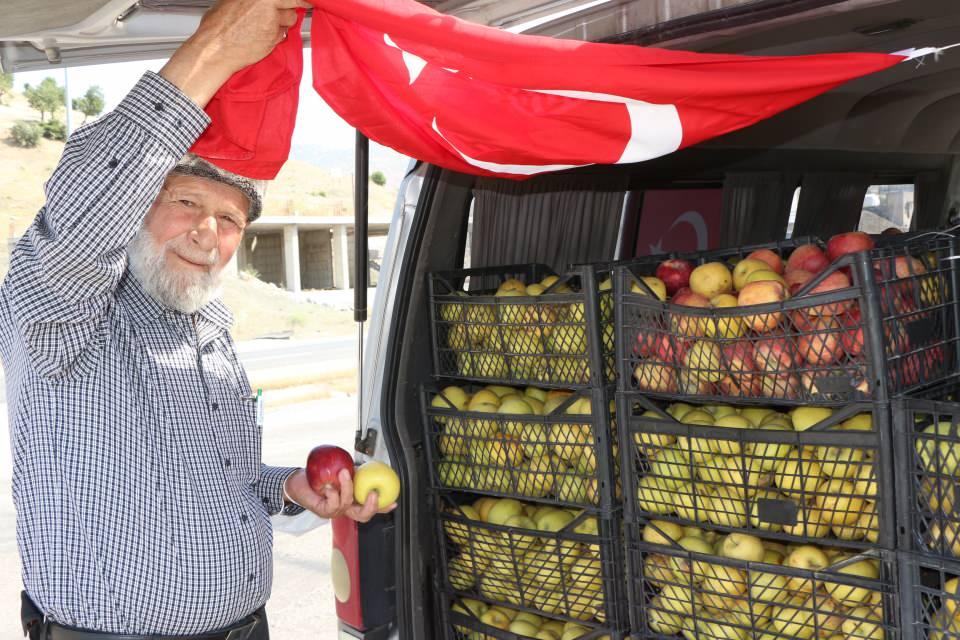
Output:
[192,0,907,180]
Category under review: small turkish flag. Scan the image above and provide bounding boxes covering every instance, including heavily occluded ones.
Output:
[192,0,908,180]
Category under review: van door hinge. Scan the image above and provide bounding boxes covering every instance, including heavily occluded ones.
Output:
[355,428,378,456]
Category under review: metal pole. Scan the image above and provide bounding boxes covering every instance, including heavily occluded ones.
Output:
[354,131,369,453]
[63,68,72,135]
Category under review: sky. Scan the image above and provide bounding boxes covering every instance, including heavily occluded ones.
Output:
[14,50,372,153]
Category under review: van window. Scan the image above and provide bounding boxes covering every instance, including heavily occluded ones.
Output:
[858,184,915,233]
[785,187,801,239]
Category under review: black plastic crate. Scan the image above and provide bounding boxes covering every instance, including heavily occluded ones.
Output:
[429,263,614,388]
[619,394,896,550]
[614,233,960,405]
[900,553,960,640]
[627,528,900,640]
[894,392,960,559]
[422,384,620,511]
[441,592,625,639]
[434,493,628,637]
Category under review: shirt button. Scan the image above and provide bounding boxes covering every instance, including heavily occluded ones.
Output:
[262,497,270,505]
[107,157,118,169]
[154,101,164,111]
[240,514,249,523]
[247,573,255,582]
[211,402,219,412]
[224,458,231,468]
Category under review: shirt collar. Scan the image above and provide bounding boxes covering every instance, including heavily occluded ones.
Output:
[118,269,235,333]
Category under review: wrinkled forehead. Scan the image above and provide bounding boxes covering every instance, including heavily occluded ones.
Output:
[160,174,250,218]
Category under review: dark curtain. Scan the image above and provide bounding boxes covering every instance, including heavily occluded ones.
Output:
[470,174,626,274]
[914,171,947,231]
[720,172,799,247]
[792,172,871,238]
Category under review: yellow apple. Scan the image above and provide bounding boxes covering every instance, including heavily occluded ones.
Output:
[705,486,749,527]
[643,520,686,546]
[486,498,525,526]
[842,606,885,639]
[719,532,765,563]
[816,445,865,479]
[783,501,831,539]
[774,449,823,497]
[444,504,481,546]
[790,406,833,431]
[353,460,401,509]
[816,479,864,526]
[823,558,880,606]
[644,553,675,589]
[783,545,828,594]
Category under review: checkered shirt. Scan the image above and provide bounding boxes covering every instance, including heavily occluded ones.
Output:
[0,72,302,634]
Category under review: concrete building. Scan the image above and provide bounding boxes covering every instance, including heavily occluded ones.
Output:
[236,216,391,293]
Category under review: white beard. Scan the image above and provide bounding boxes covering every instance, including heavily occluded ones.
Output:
[127,228,223,314]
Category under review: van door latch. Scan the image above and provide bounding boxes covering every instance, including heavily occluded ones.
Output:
[355,428,378,456]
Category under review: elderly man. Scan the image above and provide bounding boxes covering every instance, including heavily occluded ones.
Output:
[0,0,394,638]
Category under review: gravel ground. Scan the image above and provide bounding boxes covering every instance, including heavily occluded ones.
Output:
[0,396,359,639]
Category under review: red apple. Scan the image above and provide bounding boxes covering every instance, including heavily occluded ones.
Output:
[786,244,830,275]
[306,445,355,493]
[671,288,711,336]
[826,232,875,262]
[656,259,695,296]
[747,249,785,275]
[785,269,814,296]
[807,271,853,317]
[737,281,788,333]
[838,306,864,357]
[754,335,798,373]
[797,317,843,366]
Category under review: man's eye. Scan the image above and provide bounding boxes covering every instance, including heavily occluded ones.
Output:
[220,215,241,228]
[178,199,196,207]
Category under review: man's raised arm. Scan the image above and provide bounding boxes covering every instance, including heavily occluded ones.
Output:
[1,0,309,378]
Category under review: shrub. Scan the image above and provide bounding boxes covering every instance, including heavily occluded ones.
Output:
[10,121,41,148]
[370,170,386,186]
[41,119,67,141]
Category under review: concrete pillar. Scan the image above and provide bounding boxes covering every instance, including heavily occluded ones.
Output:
[282,225,301,293]
[332,224,351,290]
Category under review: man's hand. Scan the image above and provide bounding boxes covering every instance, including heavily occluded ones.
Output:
[160,0,313,108]
[283,468,398,523]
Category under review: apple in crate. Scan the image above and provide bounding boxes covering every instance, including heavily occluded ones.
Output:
[786,244,830,275]
[306,445,354,492]
[826,231,875,262]
[656,259,695,296]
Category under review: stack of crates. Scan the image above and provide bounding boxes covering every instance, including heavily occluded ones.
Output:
[611,232,960,640]
[424,263,629,640]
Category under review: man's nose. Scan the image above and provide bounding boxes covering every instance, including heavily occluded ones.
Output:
[191,215,219,251]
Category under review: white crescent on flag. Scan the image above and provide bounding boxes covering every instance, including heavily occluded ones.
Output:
[384,34,684,176]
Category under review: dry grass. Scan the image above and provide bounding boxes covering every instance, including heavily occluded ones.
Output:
[0,89,388,342]
[223,273,355,341]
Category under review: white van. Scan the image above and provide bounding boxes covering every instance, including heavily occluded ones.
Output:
[4,1,960,638]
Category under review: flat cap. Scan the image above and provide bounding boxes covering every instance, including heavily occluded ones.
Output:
[169,154,267,222]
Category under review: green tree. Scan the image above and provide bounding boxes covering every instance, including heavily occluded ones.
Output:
[23,77,65,122]
[0,72,12,104]
[72,86,105,123]
[370,170,386,187]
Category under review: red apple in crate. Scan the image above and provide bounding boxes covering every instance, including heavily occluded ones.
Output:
[747,248,785,274]
[838,306,864,357]
[306,445,355,493]
[754,335,799,372]
[807,271,854,317]
[671,288,712,336]
[737,281,788,333]
[786,244,830,275]
[797,317,843,366]
[826,232,875,262]
[785,269,815,296]
[656,259,695,296]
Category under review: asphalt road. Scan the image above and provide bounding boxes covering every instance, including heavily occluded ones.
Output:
[236,336,358,374]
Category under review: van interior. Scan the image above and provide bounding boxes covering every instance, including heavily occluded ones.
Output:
[378,0,960,637]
